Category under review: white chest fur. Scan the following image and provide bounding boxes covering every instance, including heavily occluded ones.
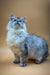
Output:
[6,29,27,47]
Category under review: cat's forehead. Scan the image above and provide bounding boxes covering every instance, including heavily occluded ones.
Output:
[17,17,20,19]
[15,17,20,20]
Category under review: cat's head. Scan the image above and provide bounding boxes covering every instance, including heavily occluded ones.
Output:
[7,14,27,31]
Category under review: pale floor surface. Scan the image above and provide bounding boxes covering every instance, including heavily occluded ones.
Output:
[0,54,50,75]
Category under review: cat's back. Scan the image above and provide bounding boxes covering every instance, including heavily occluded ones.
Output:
[24,34,47,48]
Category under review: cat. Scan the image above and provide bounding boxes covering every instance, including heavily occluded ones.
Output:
[6,14,48,67]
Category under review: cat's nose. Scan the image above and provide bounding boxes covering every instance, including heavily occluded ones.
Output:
[17,21,18,24]
[17,21,18,23]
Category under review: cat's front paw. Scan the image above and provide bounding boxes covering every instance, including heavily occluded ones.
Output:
[13,59,19,64]
[35,60,43,64]
[20,63,27,67]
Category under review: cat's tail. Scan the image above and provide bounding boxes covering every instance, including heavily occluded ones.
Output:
[44,44,49,59]
[44,50,49,58]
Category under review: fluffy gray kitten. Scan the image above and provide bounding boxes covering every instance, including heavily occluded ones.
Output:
[6,14,48,67]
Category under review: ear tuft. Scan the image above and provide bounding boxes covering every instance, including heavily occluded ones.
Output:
[10,14,15,20]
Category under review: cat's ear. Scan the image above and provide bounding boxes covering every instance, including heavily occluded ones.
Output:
[10,14,15,20]
[21,16,26,23]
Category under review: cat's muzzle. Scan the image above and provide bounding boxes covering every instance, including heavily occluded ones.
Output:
[15,22,20,26]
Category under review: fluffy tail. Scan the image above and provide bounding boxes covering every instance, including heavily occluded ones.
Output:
[45,50,49,58]
[44,44,49,58]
